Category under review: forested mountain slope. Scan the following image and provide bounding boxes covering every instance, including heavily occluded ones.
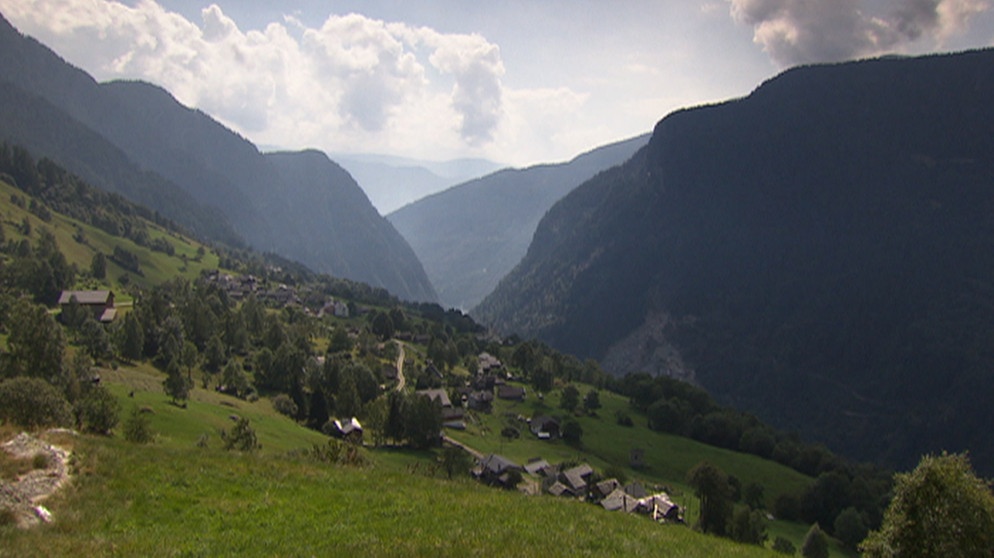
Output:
[0,13,436,302]
[389,134,648,309]
[475,49,994,473]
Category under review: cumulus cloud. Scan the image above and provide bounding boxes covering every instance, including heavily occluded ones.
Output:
[0,0,516,156]
[729,0,991,66]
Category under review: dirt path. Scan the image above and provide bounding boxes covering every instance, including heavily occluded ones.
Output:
[0,430,74,528]
[394,341,406,392]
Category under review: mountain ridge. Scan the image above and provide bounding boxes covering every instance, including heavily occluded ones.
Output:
[475,48,994,472]
[0,12,436,301]
[389,133,648,309]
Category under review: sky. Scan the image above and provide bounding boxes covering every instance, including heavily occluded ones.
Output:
[1,0,992,167]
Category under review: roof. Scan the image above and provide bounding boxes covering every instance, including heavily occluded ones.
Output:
[624,482,649,499]
[547,481,573,497]
[59,290,113,305]
[480,454,520,475]
[595,478,621,497]
[497,385,526,400]
[524,458,552,476]
[333,417,363,435]
[530,415,559,435]
[601,488,641,512]
[416,388,452,407]
[564,464,594,479]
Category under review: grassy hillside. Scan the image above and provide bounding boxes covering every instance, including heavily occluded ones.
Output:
[0,367,778,558]
[0,178,220,291]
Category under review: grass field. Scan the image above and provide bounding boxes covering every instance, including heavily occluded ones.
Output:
[0,366,782,558]
[0,179,220,292]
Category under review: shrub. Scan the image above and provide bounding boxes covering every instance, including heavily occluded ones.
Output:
[772,536,795,555]
[221,418,259,452]
[0,377,72,428]
[271,394,298,418]
[123,406,154,444]
[77,385,121,435]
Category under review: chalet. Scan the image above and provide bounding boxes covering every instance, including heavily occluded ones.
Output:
[477,352,503,374]
[593,478,622,500]
[547,481,575,498]
[466,390,494,411]
[601,488,641,513]
[530,415,560,439]
[58,290,116,323]
[416,388,452,408]
[560,464,595,496]
[524,458,554,477]
[474,454,522,488]
[497,385,526,401]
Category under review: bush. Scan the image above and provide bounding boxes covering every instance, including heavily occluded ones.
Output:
[221,418,259,452]
[32,452,49,469]
[0,377,72,428]
[123,406,154,444]
[271,394,298,418]
[77,385,121,435]
[0,507,16,527]
[772,536,795,555]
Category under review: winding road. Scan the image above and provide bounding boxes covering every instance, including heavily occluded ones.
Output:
[394,340,406,392]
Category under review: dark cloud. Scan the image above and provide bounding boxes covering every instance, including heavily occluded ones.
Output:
[730,0,990,67]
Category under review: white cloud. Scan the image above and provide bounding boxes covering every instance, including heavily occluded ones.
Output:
[728,0,991,66]
[0,0,545,161]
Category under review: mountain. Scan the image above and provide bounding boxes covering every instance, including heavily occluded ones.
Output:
[333,154,505,214]
[0,13,436,302]
[389,134,648,310]
[475,50,994,472]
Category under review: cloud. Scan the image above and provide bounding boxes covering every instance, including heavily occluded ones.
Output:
[0,0,513,155]
[729,0,991,66]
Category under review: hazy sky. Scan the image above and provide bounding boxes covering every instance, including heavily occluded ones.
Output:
[1,0,992,166]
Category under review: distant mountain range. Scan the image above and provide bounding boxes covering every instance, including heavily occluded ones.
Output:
[332,153,504,215]
[389,134,648,310]
[0,13,436,302]
[475,50,994,473]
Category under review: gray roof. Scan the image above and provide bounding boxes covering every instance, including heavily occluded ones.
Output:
[416,388,452,407]
[480,454,520,475]
[59,290,113,305]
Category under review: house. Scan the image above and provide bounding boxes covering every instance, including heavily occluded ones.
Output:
[475,454,522,488]
[416,388,452,408]
[477,352,503,374]
[524,458,554,477]
[330,417,363,443]
[593,478,622,500]
[466,390,494,411]
[59,290,116,322]
[497,385,526,401]
[638,493,683,523]
[530,415,560,439]
[624,481,649,499]
[560,464,595,496]
[601,488,642,513]
[547,481,575,498]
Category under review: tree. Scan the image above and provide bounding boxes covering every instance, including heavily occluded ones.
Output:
[801,523,829,558]
[0,377,72,428]
[163,359,192,406]
[80,318,113,360]
[833,507,868,550]
[220,360,250,398]
[440,445,470,479]
[3,298,66,387]
[77,384,121,435]
[582,389,601,414]
[861,452,994,558]
[115,311,145,362]
[405,394,442,450]
[562,419,583,446]
[772,537,796,555]
[123,406,154,444]
[560,385,579,413]
[90,252,107,280]
[687,461,732,536]
[531,365,553,394]
[730,507,767,545]
[221,417,260,452]
[272,394,299,418]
